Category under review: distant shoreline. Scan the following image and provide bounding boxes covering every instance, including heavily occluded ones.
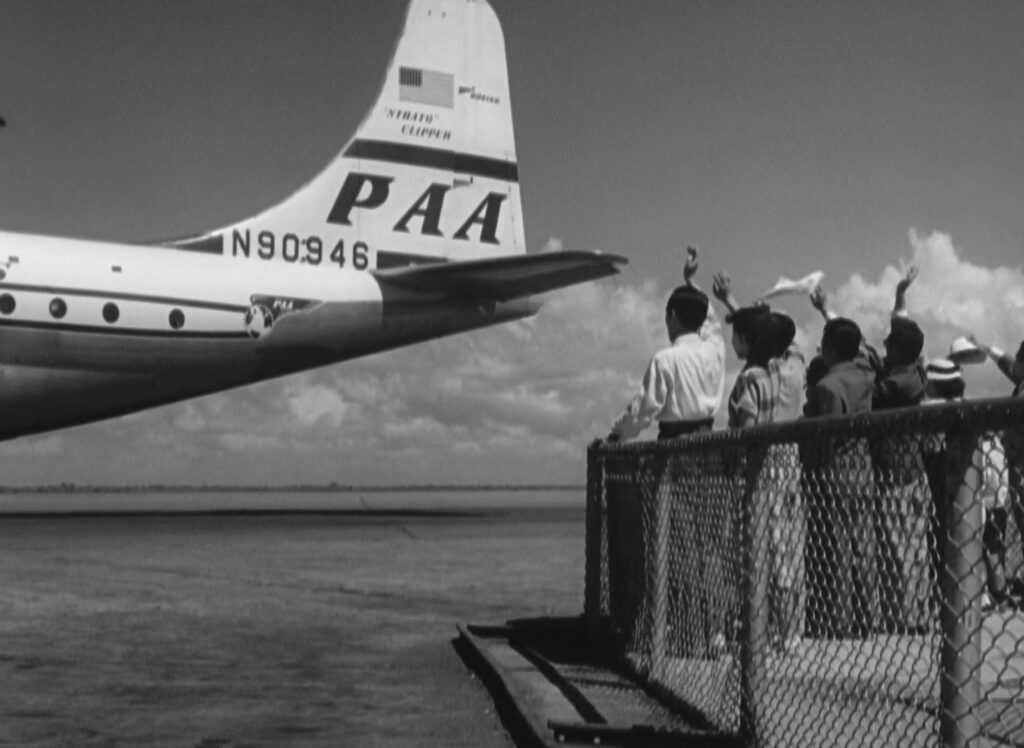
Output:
[0,484,584,495]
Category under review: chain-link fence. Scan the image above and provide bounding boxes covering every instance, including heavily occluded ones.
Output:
[585,397,1024,748]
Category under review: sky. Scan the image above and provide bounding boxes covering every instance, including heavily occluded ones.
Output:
[0,0,1022,486]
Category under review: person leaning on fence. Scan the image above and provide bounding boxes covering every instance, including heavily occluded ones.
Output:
[605,248,727,659]
[801,314,880,639]
[713,275,807,652]
[853,267,931,630]
[716,301,776,656]
[922,358,1019,610]
[607,247,726,442]
[764,311,808,649]
[862,266,932,634]
[968,335,1024,601]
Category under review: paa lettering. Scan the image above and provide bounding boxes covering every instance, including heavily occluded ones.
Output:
[327,173,507,245]
[326,172,393,226]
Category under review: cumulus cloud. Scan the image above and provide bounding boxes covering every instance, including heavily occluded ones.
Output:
[381,415,449,441]
[827,230,1024,397]
[172,403,207,432]
[539,237,563,253]
[285,382,356,428]
[219,432,285,453]
[243,263,672,476]
[0,434,65,457]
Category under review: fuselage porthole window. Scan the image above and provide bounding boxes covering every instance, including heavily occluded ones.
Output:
[169,308,185,330]
[103,302,119,324]
[0,293,15,315]
[49,298,67,319]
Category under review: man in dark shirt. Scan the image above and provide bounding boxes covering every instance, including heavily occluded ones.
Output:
[802,317,879,638]
[872,316,926,410]
[804,318,874,418]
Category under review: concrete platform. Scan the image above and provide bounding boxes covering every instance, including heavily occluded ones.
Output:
[457,617,740,747]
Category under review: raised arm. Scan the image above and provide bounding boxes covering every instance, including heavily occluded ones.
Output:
[809,285,838,322]
[684,246,700,288]
[968,333,996,360]
[893,264,917,318]
[712,270,741,316]
[968,334,1021,385]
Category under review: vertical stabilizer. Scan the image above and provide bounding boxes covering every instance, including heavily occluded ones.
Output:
[169,0,525,271]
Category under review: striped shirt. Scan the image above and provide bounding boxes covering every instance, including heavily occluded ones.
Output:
[728,364,780,428]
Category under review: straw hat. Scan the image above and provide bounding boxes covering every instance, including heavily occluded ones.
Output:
[948,336,986,365]
[926,358,964,383]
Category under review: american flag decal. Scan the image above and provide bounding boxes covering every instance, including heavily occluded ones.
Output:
[399,66,453,108]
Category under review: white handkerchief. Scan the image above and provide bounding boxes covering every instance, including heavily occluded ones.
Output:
[757,271,825,301]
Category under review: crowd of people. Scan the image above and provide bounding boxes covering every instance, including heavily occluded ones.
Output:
[604,248,1024,650]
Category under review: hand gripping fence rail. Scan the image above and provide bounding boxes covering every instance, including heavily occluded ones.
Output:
[585,397,1024,748]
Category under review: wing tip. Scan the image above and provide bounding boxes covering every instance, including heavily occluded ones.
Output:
[554,249,629,267]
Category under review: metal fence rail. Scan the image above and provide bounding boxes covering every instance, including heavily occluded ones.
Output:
[585,397,1024,748]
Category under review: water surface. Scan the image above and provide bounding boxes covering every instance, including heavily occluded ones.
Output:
[0,494,585,746]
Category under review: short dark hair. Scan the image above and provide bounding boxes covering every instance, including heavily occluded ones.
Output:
[885,317,925,364]
[666,286,708,330]
[822,317,862,362]
[729,305,773,366]
[729,305,771,342]
[768,312,797,357]
[1016,340,1024,363]
[806,354,829,388]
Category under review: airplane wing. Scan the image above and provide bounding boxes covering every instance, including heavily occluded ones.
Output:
[372,250,627,301]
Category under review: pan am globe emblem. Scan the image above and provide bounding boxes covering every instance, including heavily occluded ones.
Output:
[244,303,274,339]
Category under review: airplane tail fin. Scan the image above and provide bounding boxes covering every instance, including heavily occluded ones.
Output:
[167,0,525,270]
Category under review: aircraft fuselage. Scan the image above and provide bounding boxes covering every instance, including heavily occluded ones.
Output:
[0,230,536,439]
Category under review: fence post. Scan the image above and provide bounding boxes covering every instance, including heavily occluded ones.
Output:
[739,444,770,747]
[648,450,671,677]
[585,441,606,630]
[939,427,984,748]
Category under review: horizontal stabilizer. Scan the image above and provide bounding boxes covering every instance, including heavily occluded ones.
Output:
[373,251,627,301]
